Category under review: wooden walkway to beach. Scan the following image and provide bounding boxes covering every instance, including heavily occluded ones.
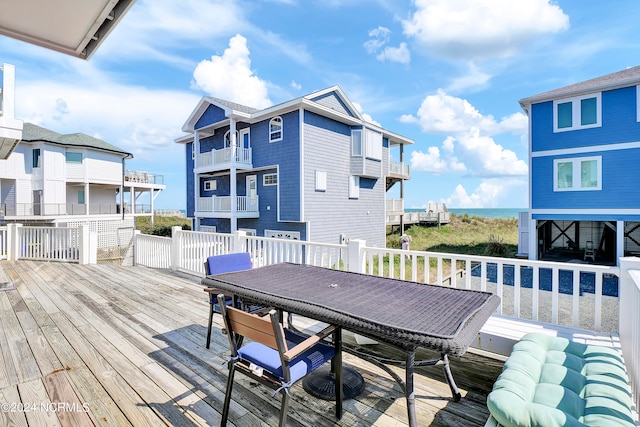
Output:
[0,261,503,426]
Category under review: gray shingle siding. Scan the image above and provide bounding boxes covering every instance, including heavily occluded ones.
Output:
[303,111,385,246]
[310,92,354,117]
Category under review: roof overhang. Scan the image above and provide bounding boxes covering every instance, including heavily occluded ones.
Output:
[0,0,136,60]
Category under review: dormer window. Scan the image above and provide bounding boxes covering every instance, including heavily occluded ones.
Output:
[269,117,283,142]
[553,93,601,132]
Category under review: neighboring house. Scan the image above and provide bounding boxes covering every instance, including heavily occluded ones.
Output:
[0,122,165,226]
[519,66,640,264]
[176,86,412,247]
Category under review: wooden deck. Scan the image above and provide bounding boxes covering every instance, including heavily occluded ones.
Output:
[0,261,504,426]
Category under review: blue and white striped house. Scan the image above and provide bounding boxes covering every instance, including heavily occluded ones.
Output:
[519,66,640,264]
[176,86,413,246]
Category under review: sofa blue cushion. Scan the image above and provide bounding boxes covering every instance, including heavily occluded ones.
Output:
[487,333,635,427]
[238,329,335,384]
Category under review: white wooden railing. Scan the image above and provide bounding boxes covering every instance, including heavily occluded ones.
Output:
[197,147,252,169]
[357,244,620,333]
[389,161,410,176]
[244,235,347,269]
[619,257,640,410]
[134,233,171,269]
[197,196,259,213]
[386,199,404,213]
[18,226,80,262]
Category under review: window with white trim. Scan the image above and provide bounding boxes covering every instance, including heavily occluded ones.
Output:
[554,156,602,191]
[204,180,217,191]
[351,130,362,156]
[65,152,82,163]
[365,129,382,160]
[348,175,360,199]
[224,130,239,147]
[553,93,601,132]
[263,173,278,186]
[265,229,300,240]
[269,117,283,142]
[315,171,327,191]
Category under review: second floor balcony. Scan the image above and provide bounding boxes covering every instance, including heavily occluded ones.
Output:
[195,195,259,218]
[196,146,252,173]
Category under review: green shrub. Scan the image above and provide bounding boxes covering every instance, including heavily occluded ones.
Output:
[484,234,510,257]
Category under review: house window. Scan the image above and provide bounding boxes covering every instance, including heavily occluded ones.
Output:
[553,156,602,191]
[224,130,239,147]
[204,180,216,191]
[65,152,82,163]
[351,130,362,156]
[32,149,41,168]
[78,190,85,204]
[553,93,601,132]
[348,176,360,199]
[269,117,283,142]
[265,229,300,240]
[315,171,327,191]
[263,173,278,186]
[365,129,382,160]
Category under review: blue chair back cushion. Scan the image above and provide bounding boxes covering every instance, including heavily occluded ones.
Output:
[206,252,252,275]
[237,329,335,384]
[206,253,252,304]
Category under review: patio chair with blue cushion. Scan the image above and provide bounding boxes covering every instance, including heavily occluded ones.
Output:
[217,294,343,426]
[203,252,253,349]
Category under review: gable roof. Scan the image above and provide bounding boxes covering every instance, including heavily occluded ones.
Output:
[178,86,413,145]
[520,65,640,107]
[22,123,133,158]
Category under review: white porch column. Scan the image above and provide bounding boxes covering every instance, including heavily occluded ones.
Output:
[617,220,625,265]
[193,131,200,225]
[529,218,537,260]
[84,182,90,215]
[230,118,238,232]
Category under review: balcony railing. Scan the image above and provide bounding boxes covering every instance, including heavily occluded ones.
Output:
[196,147,252,170]
[0,203,150,216]
[389,161,410,177]
[386,198,404,213]
[125,170,164,185]
[196,196,259,214]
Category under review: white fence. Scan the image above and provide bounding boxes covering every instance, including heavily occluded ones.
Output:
[619,257,640,410]
[134,233,172,269]
[18,226,80,262]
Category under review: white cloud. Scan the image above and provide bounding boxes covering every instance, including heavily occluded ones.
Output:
[364,27,411,64]
[406,90,528,178]
[191,35,272,109]
[402,0,569,60]
[410,142,465,174]
[352,102,381,126]
[290,80,302,90]
[446,63,492,93]
[16,80,198,161]
[377,43,411,64]
[443,178,527,208]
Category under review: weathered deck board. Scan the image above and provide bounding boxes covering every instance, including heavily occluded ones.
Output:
[0,261,503,426]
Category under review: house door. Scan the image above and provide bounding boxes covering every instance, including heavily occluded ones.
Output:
[239,128,250,149]
[33,190,42,215]
[246,175,257,210]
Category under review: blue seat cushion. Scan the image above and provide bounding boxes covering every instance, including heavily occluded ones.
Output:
[206,253,252,275]
[487,333,635,427]
[237,329,335,384]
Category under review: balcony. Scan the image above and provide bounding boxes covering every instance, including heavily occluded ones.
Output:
[195,146,252,173]
[389,161,410,179]
[196,195,259,218]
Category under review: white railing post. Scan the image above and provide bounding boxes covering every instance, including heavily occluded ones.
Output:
[171,226,182,271]
[348,239,366,273]
[79,224,96,265]
[133,230,141,266]
[233,230,247,253]
[618,256,640,410]
[7,223,21,261]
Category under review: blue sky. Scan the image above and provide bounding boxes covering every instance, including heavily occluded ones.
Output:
[2,0,640,210]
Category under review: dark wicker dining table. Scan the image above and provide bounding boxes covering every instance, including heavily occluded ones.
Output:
[202,262,500,427]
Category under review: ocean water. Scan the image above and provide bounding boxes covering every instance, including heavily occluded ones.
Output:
[406,208,525,219]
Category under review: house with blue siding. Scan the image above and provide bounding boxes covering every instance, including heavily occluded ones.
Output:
[176,86,413,247]
[519,66,640,264]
